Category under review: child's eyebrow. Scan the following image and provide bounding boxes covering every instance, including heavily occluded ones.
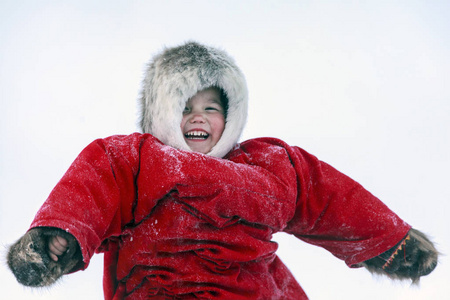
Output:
[204,101,222,109]
[209,98,223,105]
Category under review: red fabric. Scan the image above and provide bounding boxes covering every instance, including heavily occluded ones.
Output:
[30,133,410,299]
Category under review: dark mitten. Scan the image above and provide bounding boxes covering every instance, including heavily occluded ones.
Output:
[7,227,83,287]
[362,228,438,283]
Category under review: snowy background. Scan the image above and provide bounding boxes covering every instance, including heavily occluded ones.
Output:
[1,1,449,299]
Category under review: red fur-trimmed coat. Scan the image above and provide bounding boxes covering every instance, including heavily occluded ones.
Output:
[29,133,411,299]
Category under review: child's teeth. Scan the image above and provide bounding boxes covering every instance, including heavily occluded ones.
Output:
[185,131,209,139]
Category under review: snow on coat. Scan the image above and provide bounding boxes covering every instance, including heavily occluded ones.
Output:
[30,133,411,299]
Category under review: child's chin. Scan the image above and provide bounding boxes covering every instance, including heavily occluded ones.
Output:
[192,147,210,154]
[184,140,209,154]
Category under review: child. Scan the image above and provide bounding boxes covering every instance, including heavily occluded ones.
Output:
[8,41,438,299]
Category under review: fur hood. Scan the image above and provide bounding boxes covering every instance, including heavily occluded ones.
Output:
[139,41,248,158]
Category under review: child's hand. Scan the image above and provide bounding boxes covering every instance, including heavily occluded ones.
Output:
[48,235,68,261]
[362,228,438,283]
[8,227,82,287]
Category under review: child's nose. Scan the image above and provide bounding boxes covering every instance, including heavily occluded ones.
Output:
[189,113,206,123]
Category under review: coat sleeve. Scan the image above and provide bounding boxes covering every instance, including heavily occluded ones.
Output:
[29,133,144,269]
[279,142,411,267]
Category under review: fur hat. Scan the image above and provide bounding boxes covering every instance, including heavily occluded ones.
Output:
[139,41,248,158]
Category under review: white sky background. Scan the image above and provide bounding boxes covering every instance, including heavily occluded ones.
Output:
[1,1,449,299]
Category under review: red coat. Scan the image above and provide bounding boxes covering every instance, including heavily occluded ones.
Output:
[30,133,410,299]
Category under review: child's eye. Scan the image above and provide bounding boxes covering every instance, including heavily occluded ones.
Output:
[206,105,223,112]
[183,107,191,114]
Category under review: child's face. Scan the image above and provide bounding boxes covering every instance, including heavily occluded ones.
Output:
[181,87,226,154]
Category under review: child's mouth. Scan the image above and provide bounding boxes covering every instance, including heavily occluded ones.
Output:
[184,131,209,140]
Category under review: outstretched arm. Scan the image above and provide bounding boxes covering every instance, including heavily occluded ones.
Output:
[7,134,143,287]
[259,138,440,283]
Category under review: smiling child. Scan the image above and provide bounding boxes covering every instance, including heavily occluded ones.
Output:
[8,41,438,299]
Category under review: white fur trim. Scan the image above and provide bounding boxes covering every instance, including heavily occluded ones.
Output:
[139,41,248,158]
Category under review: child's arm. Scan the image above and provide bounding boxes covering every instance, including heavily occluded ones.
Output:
[8,134,144,287]
[238,138,438,283]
